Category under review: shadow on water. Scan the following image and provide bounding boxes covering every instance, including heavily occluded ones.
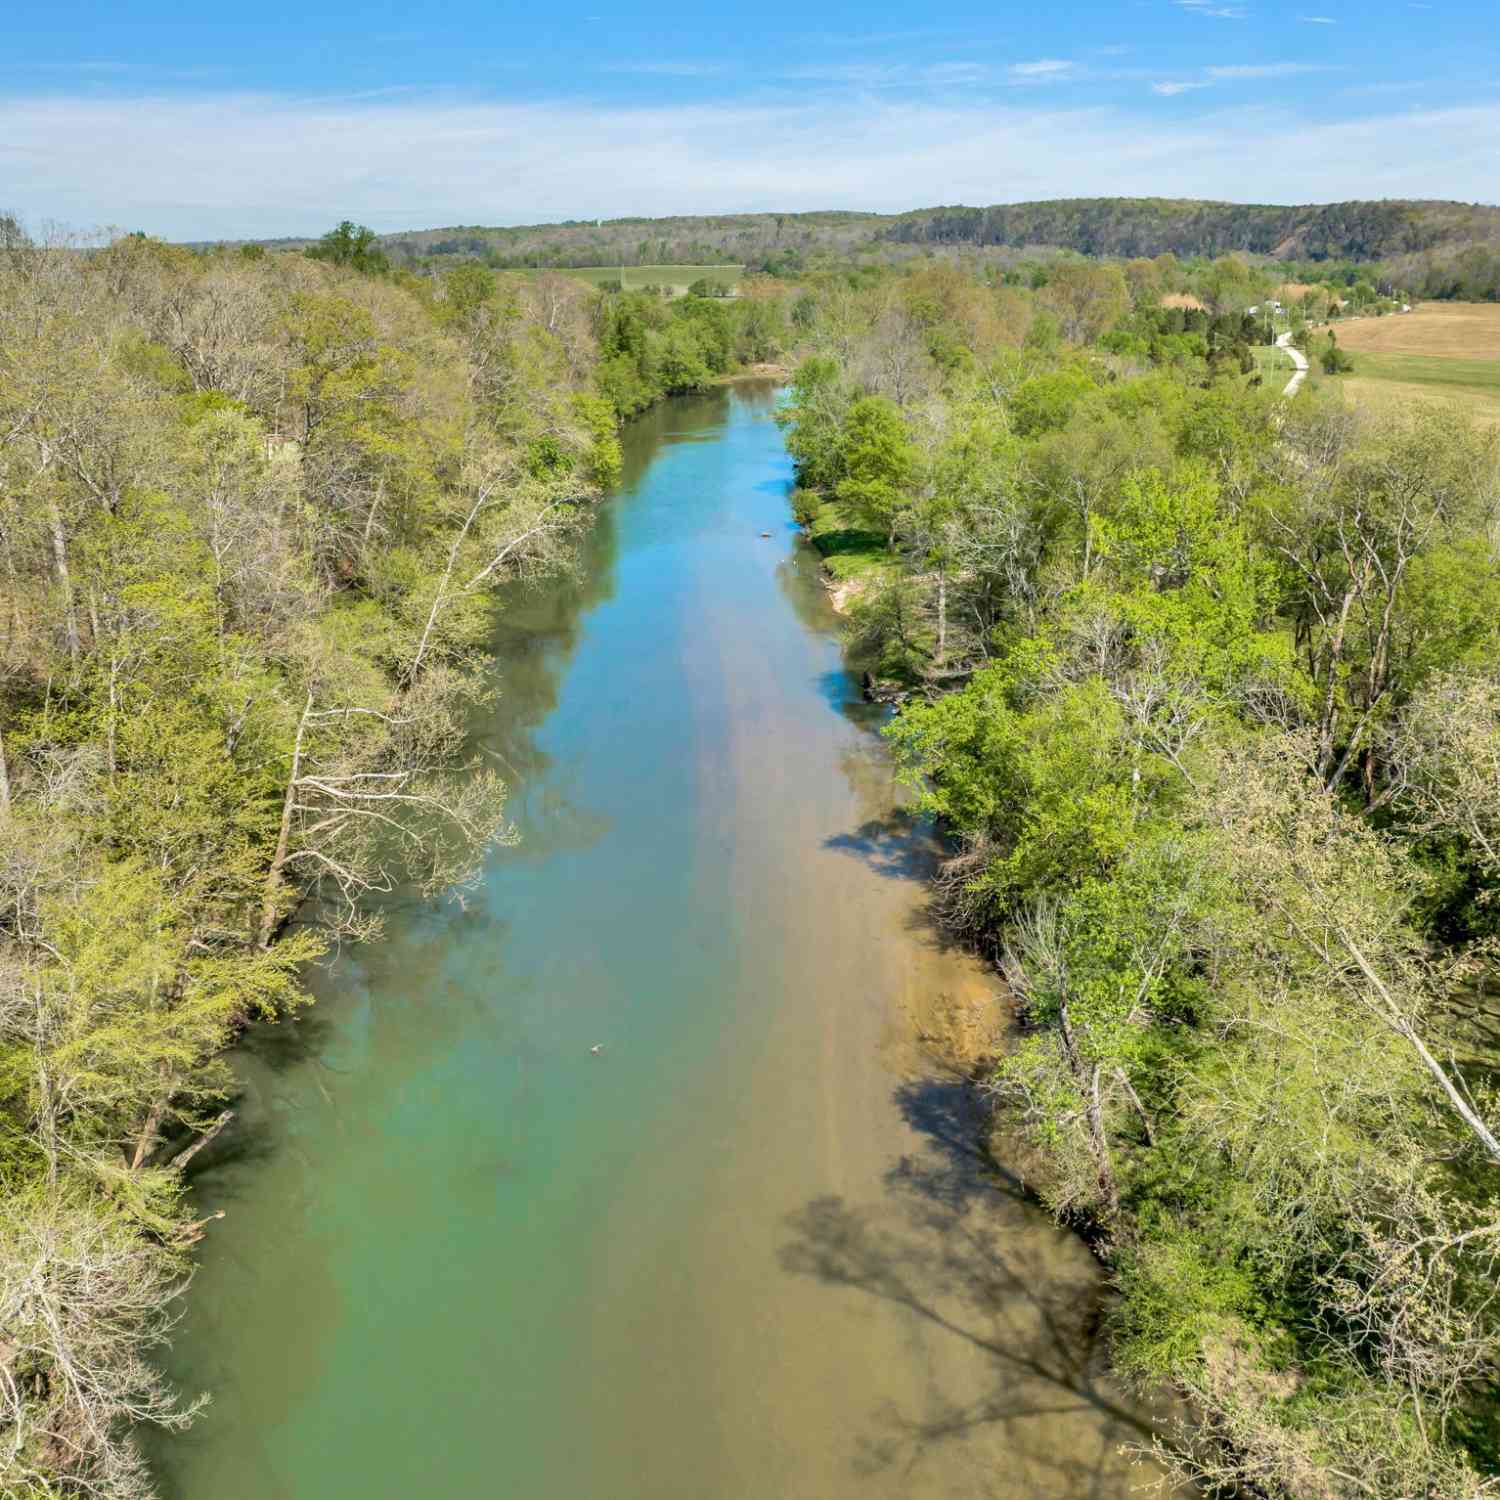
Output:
[889,1076,1028,1210]
[814,669,890,734]
[779,1129,1168,1496]
[824,812,934,883]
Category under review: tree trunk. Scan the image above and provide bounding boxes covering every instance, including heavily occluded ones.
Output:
[0,718,10,813]
[1059,999,1120,1220]
[409,485,495,682]
[258,692,313,949]
[45,497,80,671]
[1115,1067,1155,1147]
[1086,1063,1121,1220]
[1338,925,1500,1164]
[130,1090,168,1173]
[0,519,24,654]
[362,477,385,548]
[168,1109,234,1172]
[935,568,947,668]
[106,653,118,781]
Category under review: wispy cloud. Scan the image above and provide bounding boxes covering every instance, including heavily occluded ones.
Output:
[1174,0,1250,19]
[1297,13,1337,20]
[4,60,137,74]
[1152,80,1213,95]
[1010,59,1073,76]
[1342,78,1430,94]
[4,90,1498,241]
[603,60,725,77]
[792,26,977,50]
[1206,61,1330,78]
[775,61,907,86]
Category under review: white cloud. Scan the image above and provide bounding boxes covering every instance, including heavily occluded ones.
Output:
[1206,61,1330,78]
[1152,80,1213,95]
[1297,13,1338,20]
[1174,0,1250,19]
[1010,59,1073,76]
[2,90,1497,241]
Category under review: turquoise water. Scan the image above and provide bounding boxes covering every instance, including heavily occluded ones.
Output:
[158,385,1157,1500]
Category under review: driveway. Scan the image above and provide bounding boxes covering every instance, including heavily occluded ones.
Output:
[1276,329,1309,396]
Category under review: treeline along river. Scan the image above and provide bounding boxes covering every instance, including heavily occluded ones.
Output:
[156,384,1162,1498]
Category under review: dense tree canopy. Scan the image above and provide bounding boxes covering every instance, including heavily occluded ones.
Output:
[0,222,793,1498]
[778,256,1500,1497]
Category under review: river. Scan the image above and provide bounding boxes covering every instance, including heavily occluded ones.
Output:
[157,382,1160,1499]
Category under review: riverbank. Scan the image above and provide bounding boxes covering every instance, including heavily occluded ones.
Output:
[156,382,1166,1499]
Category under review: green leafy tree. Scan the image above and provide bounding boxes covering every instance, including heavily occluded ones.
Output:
[306,220,389,276]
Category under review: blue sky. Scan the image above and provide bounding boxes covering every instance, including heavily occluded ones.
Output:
[3,0,1497,239]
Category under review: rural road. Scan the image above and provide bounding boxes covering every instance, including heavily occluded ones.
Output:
[1276,329,1308,396]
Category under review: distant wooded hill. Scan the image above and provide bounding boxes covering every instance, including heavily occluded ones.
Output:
[361,198,1500,272]
[885,198,1500,261]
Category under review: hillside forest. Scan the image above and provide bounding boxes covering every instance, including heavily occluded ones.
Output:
[353,197,1500,303]
[2,218,1499,1500]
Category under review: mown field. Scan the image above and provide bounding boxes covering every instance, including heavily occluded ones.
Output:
[516,263,743,296]
[1319,301,1500,423]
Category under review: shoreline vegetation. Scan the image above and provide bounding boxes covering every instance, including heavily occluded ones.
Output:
[4,208,1500,1499]
[776,261,1500,1496]
[0,219,795,1499]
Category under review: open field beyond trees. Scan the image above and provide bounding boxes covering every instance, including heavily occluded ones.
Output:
[1318,301,1500,422]
[520,263,743,295]
[1331,300,1500,358]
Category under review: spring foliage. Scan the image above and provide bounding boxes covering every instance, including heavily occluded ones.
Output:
[779,259,1500,1496]
[0,225,789,1497]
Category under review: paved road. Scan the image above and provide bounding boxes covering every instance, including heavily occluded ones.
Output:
[1276,329,1309,396]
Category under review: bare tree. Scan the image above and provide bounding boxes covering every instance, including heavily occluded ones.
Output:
[257,667,514,949]
[0,1191,205,1500]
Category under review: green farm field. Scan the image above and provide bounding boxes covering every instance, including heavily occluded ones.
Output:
[515,263,743,296]
[1329,351,1500,425]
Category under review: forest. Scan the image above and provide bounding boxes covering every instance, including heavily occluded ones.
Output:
[0,221,787,1498]
[4,212,1500,1499]
[363,197,1500,300]
[778,257,1500,1495]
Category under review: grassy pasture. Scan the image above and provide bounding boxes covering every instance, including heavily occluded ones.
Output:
[804,495,894,584]
[1316,302,1500,424]
[514,264,744,297]
[1252,344,1293,381]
